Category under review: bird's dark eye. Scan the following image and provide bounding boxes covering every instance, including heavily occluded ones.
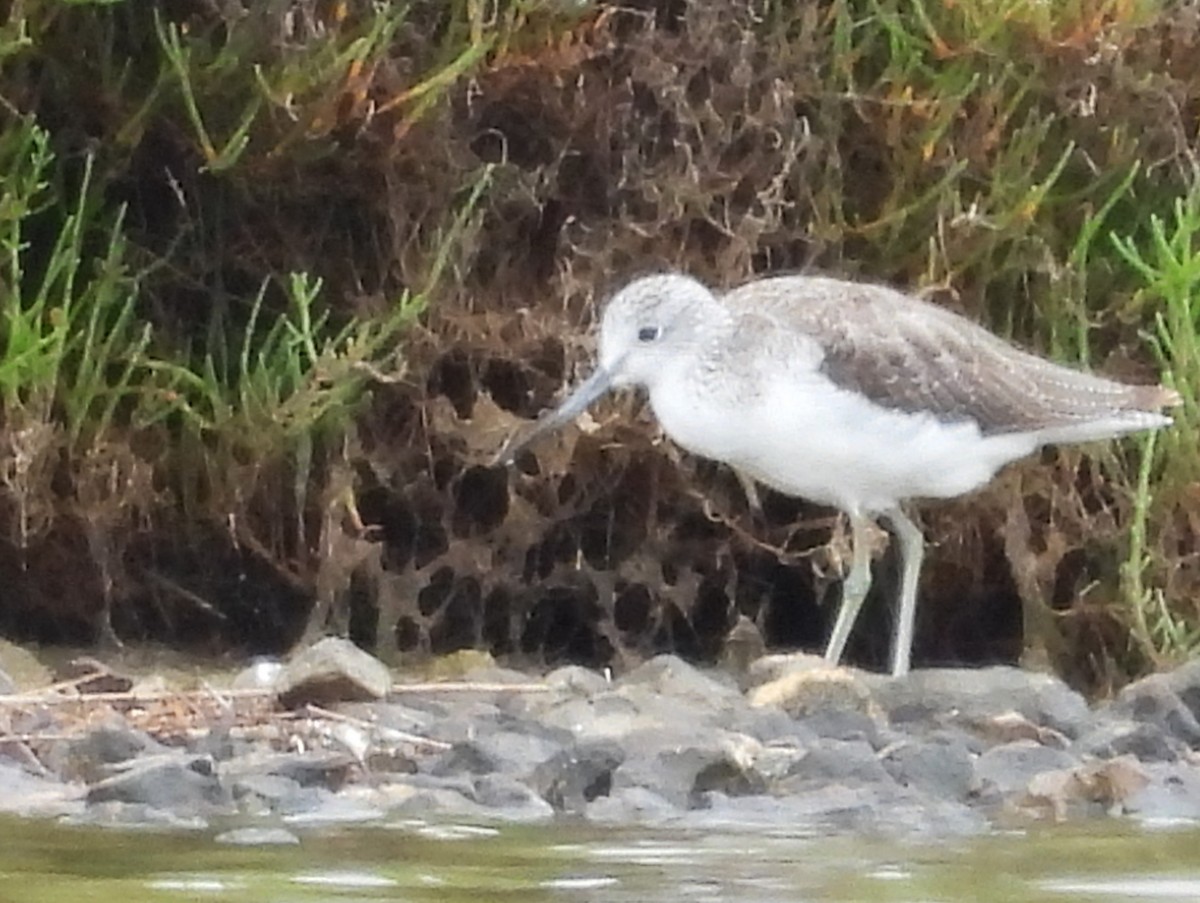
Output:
[637,326,660,343]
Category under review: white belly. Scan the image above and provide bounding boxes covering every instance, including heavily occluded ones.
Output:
[649,373,1038,514]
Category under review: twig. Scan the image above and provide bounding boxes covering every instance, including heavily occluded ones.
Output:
[0,678,553,708]
[389,681,551,694]
[290,704,452,752]
[0,687,277,706]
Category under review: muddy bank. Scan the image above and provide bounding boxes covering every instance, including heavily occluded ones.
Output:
[2,639,1199,839]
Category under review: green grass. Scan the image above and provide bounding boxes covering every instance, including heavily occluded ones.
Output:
[1111,174,1200,663]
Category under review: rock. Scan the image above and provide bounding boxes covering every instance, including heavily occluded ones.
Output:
[532,741,624,814]
[611,728,766,808]
[275,637,392,708]
[231,658,285,690]
[780,739,892,790]
[969,711,1070,749]
[1018,756,1149,821]
[1109,674,1200,747]
[586,786,679,824]
[280,793,386,826]
[426,724,567,779]
[796,709,884,746]
[1077,718,1181,763]
[1125,761,1200,823]
[379,781,491,819]
[416,700,503,744]
[54,722,166,783]
[470,774,555,821]
[973,741,1079,798]
[0,760,85,818]
[544,665,610,696]
[427,741,496,776]
[228,773,337,817]
[540,691,644,742]
[880,736,977,800]
[0,640,52,690]
[69,802,210,831]
[56,657,133,694]
[719,614,768,680]
[743,652,834,688]
[618,654,743,708]
[869,667,1091,738]
[748,666,875,719]
[86,754,229,813]
[215,827,300,845]
[691,783,985,837]
[222,751,357,790]
[0,666,13,695]
[1164,658,1200,721]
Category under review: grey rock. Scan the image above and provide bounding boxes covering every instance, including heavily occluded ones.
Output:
[797,709,884,746]
[426,741,496,776]
[729,706,817,745]
[1126,761,1200,822]
[1164,658,1200,722]
[544,665,611,696]
[86,754,229,813]
[426,723,568,779]
[1077,718,1181,763]
[541,689,684,744]
[55,722,165,783]
[275,636,391,708]
[229,773,329,816]
[68,802,209,831]
[421,701,504,744]
[692,784,985,838]
[221,751,356,790]
[0,760,85,818]
[470,774,555,821]
[748,666,874,719]
[350,701,435,733]
[612,728,766,808]
[869,667,1091,738]
[280,794,385,826]
[382,781,491,819]
[0,666,13,694]
[1110,674,1200,747]
[780,739,892,789]
[881,737,976,800]
[532,741,624,814]
[187,725,239,762]
[214,827,300,845]
[743,652,836,689]
[231,658,284,691]
[617,655,743,708]
[586,786,679,824]
[973,741,1078,798]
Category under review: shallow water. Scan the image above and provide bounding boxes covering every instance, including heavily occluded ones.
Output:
[2,816,1199,903]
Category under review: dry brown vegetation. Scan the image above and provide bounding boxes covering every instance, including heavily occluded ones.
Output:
[3,0,1200,692]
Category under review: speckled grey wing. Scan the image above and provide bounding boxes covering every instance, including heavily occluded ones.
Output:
[723,276,1176,438]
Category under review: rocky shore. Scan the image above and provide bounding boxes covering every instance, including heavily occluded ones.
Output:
[2,638,1199,842]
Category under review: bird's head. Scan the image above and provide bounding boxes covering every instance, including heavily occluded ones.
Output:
[496,273,719,463]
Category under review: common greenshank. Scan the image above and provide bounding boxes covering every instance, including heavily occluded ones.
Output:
[498,273,1179,676]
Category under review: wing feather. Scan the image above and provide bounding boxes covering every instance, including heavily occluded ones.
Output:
[721,275,1176,437]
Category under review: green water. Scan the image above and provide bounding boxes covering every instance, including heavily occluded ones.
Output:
[1,817,1198,902]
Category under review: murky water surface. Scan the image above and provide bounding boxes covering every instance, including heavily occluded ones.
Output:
[2,816,1199,902]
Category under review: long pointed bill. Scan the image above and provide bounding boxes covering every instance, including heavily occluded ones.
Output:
[495,365,616,465]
